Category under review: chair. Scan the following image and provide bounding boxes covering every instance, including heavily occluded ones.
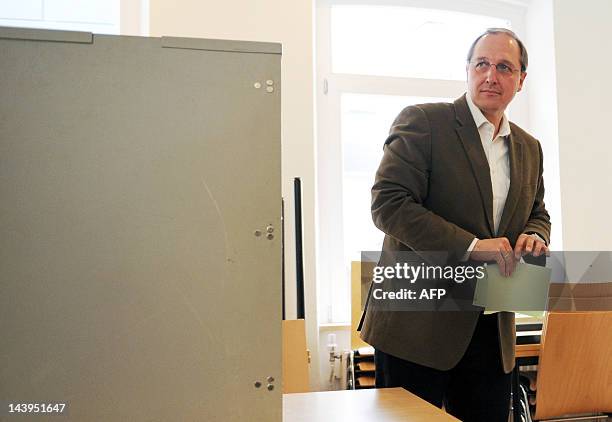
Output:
[534,311,612,421]
[282,319,310,393]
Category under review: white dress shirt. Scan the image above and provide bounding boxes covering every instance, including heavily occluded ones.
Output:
[464,93,511,257]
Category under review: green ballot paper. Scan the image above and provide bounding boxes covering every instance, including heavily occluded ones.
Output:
[473,262,552,314]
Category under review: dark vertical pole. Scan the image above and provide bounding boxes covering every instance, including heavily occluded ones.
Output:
[294,178,305,319]
[281,198,286,321]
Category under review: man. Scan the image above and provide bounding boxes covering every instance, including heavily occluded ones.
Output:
[359,28,551,421]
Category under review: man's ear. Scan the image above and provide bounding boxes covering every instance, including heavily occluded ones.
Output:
[517,71,527,92]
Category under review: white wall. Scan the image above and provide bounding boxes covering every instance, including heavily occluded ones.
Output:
[0,0,120,33]
[526,0,563,251]
[552,0,612,250]
[148,0,322,389]
[516,0,612,253]
[120,0,149,35]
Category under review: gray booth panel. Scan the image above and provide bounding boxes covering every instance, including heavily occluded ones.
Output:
[1,27,281,421]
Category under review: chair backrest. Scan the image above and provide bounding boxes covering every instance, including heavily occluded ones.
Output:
[282,319,310,393]
[351,261,375,350]
[534,311,612,420]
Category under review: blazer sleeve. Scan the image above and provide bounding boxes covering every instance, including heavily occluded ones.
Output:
[522,141,551,244]
[371,105,476,262]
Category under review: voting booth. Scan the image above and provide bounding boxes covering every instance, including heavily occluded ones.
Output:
[0,27,282,421]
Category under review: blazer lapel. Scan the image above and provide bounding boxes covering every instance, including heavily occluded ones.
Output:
[454,96,495,237]
[497,132,523,236]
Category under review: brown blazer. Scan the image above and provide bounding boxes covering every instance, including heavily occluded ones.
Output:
[359,94,551,373]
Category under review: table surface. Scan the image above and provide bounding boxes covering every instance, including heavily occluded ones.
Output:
[283,388,459,422]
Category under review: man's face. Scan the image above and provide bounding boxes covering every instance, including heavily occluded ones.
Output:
[466,33,526,118]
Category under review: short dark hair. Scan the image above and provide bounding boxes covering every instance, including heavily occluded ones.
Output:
[466,28,528,72]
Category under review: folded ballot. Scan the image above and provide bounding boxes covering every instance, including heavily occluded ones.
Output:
[473,262,551,313]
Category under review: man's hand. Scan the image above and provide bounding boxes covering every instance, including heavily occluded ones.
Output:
[514,233,549,259]
[469,237,517,277]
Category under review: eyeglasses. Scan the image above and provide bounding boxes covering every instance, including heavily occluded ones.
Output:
[470,59,521,76]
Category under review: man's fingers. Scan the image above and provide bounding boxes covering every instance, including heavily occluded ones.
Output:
[514,235,527,258]
[473,237,545,267]
[533,241,544,257]
[533,240,551,257]
[503,250,515,276]
[501,237,511,249]
[507,253,516,276]
[496,253,507,277]
[499,249,514,277]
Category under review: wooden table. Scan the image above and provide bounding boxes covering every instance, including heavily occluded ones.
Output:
[515,343,540,358]
[283,388,459,421]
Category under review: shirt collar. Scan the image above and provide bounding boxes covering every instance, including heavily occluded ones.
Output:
[466,92,511,138]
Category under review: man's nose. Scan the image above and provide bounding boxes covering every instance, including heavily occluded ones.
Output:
[485,66,499,84]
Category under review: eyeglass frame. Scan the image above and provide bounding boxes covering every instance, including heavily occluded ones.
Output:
[469,59,523,76]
